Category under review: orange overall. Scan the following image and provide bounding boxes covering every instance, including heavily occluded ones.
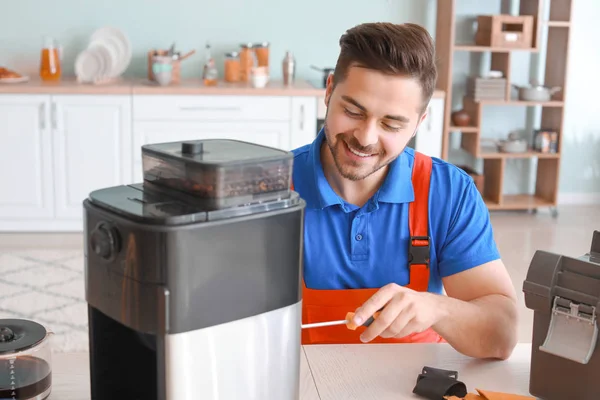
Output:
[294,151,444,345]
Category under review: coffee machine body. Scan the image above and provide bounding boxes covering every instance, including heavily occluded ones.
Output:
[83,138,305,400]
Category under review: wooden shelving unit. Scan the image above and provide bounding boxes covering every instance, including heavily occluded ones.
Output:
[434,0,573,215]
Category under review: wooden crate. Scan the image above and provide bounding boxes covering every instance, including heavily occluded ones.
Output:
[475,14,534,49]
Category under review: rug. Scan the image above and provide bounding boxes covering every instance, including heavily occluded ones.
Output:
[0,250,88,352]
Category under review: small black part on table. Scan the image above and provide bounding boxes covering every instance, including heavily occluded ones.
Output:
[412,366,468,400]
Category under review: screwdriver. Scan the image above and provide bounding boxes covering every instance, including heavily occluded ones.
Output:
[301,311,381,330]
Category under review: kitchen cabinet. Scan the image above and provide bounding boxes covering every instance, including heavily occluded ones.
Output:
[131,94,317,181]
[290,97,317,149]
[52,95,132,220]
[1,89,440,232]
[0,94,131,231]
[0,95,54,220]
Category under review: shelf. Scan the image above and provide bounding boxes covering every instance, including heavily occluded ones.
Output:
[474,99,564,107]
[454,44,539,53]
[485,194,554,210]
[546,21,571,27]
[449,126,478,133]
[479,151,560,159]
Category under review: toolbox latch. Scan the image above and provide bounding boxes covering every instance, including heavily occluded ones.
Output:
[540,296,598,364]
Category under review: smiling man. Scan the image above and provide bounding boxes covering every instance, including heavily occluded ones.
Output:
[291,22,518,360]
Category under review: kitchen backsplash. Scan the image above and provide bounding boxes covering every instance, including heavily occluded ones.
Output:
[0,0,433,82]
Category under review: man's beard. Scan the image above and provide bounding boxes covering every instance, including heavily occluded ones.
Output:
[323,120,397,181]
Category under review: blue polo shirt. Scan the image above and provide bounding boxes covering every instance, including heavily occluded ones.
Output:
[291,129,500,294]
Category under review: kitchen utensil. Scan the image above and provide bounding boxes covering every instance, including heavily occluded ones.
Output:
[0,319,54,400]
[282,51,295,86]
[301,311,380,330]
[513,82,561,101]
[83,138,304,400]
[523,230,600,400]
[311,65,334,88]
[250,66,268,88]
[498,132,528,153]
[151,55,173,86]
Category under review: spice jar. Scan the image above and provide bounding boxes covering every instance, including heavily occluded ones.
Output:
[224,52,241,83]
[239,43,255,83]
[253,42,270,69]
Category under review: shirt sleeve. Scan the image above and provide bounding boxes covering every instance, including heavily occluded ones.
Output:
[437,179,501,277]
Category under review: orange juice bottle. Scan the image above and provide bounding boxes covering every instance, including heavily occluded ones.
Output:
[40,37,62,81]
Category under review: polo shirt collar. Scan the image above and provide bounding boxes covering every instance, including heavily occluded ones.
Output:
[306,129,415,209]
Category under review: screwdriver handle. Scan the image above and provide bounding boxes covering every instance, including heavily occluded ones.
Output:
[345,311,381,330]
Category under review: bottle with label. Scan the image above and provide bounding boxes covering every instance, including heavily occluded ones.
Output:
[202,42,218,86]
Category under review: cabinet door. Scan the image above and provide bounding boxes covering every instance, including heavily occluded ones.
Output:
[415,97,444,159]
[133,121,291,181]
[0,95,54,218]
[52,95,132,220]
[290,97,317,149]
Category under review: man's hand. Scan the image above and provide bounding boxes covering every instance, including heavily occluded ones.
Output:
[353,284,445,343]
[351,260,518,360]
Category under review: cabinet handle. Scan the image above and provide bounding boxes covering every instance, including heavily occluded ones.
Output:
[51,102,57,130]
[39,103,46,130]
[179,106,241,112]
[299,104,305,130]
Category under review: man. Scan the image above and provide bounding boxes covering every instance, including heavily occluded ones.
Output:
[291,22,518,360]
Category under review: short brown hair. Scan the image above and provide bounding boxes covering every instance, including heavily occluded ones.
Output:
[332,22,437,113]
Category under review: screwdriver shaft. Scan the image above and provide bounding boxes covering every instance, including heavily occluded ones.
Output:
[301,320,347,329]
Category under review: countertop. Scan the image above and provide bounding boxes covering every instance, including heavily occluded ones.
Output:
[0,77,446,98]
[48,343,532,400]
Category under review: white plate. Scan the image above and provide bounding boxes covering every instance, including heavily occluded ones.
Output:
[75,49,103,83]
[0,76,30,84]
[90,27,131,77]
[88,42,113,79]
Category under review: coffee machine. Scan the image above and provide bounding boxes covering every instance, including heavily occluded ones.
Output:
[83,139,305,400]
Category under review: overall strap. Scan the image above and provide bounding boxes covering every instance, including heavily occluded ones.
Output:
[406,152,433,291]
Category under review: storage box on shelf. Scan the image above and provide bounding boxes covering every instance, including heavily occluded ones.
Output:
[435,0,572,216]
[474,14,534,49]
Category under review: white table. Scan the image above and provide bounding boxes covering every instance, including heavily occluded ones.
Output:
[49,343,533,399]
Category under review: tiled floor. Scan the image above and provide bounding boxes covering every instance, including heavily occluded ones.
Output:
[0,205,599,353]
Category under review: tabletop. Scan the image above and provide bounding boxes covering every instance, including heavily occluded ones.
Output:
[49,343,533,400]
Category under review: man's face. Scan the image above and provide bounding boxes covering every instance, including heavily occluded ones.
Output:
[322,65,427,181]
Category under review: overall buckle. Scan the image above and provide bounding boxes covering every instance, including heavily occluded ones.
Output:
[409,236,430,267]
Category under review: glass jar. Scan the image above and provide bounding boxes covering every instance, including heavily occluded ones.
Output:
[224,52,241,83]
[39,36,61,82]
[253,42,270,69]
[239,43,255,83]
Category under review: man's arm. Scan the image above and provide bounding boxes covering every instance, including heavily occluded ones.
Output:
[352,260,518,359]
[432,259,518,359]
